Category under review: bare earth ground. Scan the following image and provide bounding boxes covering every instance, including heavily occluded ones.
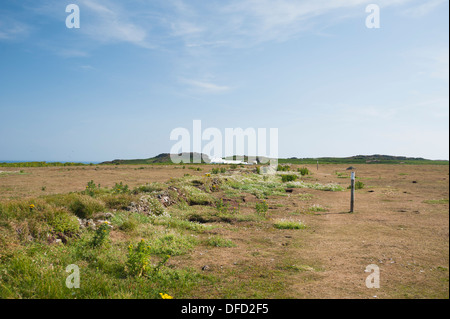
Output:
[0,164,448,298]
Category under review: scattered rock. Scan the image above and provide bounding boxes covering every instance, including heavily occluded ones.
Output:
[78,218,96,230]
[127,195,170,217]
[201,265,210,271]
[56,232,68,244]
[93,212,114,220]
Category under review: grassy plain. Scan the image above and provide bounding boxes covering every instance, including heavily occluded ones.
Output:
[0,163,448,299]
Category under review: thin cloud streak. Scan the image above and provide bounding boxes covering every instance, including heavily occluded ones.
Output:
[179,78,231,93]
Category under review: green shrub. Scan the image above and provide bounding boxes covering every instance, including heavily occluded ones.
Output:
[112,182,129,194]
[103,194,135,210]
[281,174,298,183]
[91,222,111,247]
[133,183,165,194]
[45,210,80,235]
[298,167,310,176]
[183,186,214,206]
[146,197,167,216]
[215,198,229,214]
[119,217,138,233]
[277,165,290,172]
[348,181,365,190]
[126,239,152,277]
[255,200,269,215]
[83,180,98,197]
[68,195,105,219]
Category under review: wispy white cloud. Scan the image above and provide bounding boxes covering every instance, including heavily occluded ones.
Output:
[170,21,203,37]
[79,65,95,71]
[402,0,446,17]
[77,0,150,48]
[0,18,30,40]
[180,78,231,93]
[164,0,414,48]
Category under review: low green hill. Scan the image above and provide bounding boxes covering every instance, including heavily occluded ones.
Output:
[99,154,448,166]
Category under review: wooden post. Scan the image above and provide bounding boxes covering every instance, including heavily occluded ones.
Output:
[350,171,355,213]
[317,160,319,171]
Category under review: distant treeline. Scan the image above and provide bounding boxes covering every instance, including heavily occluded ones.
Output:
[0,162,92,167]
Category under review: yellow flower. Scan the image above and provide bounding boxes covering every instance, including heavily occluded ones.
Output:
[159,293,173,299]
[29,204,35,209]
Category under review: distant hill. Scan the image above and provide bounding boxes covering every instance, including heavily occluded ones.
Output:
[99,154,449,165]
[101,153,211,165]
[279,155,449,165]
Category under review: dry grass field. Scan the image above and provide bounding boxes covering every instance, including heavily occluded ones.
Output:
[0,163,448,299]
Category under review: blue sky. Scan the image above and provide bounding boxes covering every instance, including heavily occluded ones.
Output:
[0,0,448,162]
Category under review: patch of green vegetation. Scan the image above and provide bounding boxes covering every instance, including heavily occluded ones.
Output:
[68,195,105,219]
[281,174,299,183]
[91,222,111,248]
[182,186,214,206]
[119,217,139,233]
[273,220,307,230]
[277,263,317,272]
[335,171,349,178]
[112,182,129,194]
[423,199,449,205]
[307,204,328,213]
[102,193,136,210]
[297,167,310,176]
[205,236,236,248]
[255,200,269,216]
[211,167,226,174]
[132,183,165,194]
[277,165,291,172]
[152,216,213,232]
[45,209,80,235]
[286,181,344,192]
[348,181,365,190]
[149,232,197,256]
[298,193,314,201]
